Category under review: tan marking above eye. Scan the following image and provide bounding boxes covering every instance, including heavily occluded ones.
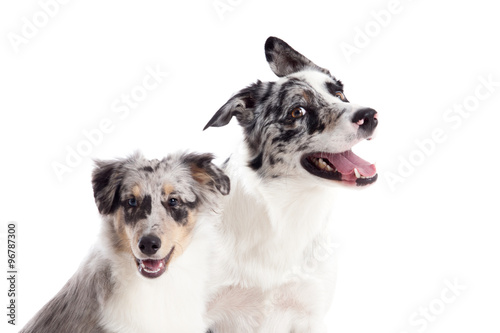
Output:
[162,184,175,196]
[291,106,306,118]
[132,185,141,198]
[301,91,311,103]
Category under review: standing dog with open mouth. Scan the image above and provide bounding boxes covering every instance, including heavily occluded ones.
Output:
[204,37,378,332]
[21,152,230,333]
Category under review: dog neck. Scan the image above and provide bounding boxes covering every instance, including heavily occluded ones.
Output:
[220,142,337,289]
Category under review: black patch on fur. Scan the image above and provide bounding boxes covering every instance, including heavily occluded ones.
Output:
[272,129,301,144]
[92,161,124,215]
[325,82,348,102]
[141,166,154,173]
[161,201,189,225]
[241,95,256,110]
[249,152,263,170]
[264,37,276,63]
[185,199,198,210]
[269,154,275,166]
[141,195,152,215]
[122,195,152,225]
[325,81,341,94]
[306,111,325,135]
[172,208,189,225]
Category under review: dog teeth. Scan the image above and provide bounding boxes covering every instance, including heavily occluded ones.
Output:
[144,267,160,273]
[140,261,163,274]
[318,158,327,169]
[354,168,361,178]
[313,158,335,172]
[353,168,369,179]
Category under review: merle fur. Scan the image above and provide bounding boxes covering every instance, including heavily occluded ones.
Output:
[22,152,230,333]
[204,37,349,175]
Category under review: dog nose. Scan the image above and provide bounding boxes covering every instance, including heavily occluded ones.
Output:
[138,235,161,255]
[352,108,378,134]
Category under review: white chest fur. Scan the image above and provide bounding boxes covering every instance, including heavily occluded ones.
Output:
[216,146,338,290]
[100,229,213,333]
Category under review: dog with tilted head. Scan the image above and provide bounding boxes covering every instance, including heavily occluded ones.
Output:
[21,152,229,333]
[204,37,379,332]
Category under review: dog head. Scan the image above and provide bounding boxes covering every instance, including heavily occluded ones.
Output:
[92,152,230,279]
[204,37,378,186]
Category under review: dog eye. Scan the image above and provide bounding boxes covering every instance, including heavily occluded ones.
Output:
[335,91,346,101]
[168,198,179,207]
[290,106,306,118]
[128,198,138,207]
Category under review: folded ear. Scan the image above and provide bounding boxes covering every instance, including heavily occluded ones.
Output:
[92,158,127,215]
[203,83,259,130]
[264,36,331,77]
[184,153,230,196]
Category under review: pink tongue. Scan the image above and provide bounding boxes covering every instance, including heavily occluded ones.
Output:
[325,150,376,176]
[142,259,162,270]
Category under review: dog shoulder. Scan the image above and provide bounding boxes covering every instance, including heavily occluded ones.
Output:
[20,249,113,333]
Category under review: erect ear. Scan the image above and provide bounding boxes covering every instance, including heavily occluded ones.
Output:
[203,83,259,130]
[184,153,230,196]
[92,158,127,215]
[264,36,331,77]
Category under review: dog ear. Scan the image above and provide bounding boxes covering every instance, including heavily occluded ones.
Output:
[203,83,258,130]
[184,153,230,196]
[264,36,331,77]
[92,158,127,215]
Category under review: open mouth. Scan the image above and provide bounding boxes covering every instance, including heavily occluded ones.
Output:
[301,150,377,186]
[135,246,175,279]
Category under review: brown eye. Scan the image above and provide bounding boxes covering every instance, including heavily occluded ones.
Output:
[291,106,306,118]
[335,91,345,101]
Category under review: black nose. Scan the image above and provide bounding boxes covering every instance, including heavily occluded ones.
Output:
[138,235,161,255]
[352,108,378,134]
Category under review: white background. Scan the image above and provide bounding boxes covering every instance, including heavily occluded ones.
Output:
[1,0,499,332]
